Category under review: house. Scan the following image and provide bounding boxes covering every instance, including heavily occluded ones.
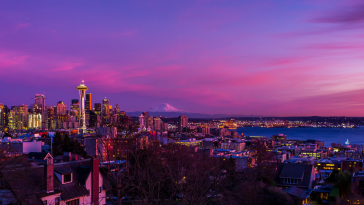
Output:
[316,158,343,180]
[1,155,109,205]
[352,171,364,195]
[274,163,315,189]
[342,159,363,173]
[312,184,334,201]
[282,186,312,205]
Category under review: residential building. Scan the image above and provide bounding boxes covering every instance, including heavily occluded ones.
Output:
[274,163,315,189]
[2,156,108,205]
[178,115,188,132]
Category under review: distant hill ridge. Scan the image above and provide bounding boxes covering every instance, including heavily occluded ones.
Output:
[127,111,263,119]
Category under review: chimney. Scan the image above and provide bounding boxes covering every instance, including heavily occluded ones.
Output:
[91,157,99,205]
[63,152,72,162]
[44,155,54,193]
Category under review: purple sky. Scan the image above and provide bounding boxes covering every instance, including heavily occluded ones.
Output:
[1,0,364,116]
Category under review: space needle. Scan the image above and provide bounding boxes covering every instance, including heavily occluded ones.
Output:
[76,81,88,133]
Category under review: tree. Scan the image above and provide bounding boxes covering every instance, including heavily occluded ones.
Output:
[3,132,12,138]
[52,132,63,156]
[336,172,351,198]
[252,141,276,185]
[63,134,71,152]
[326,170,351,199]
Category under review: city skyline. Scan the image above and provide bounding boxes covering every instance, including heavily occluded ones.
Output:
[1,1,364,116]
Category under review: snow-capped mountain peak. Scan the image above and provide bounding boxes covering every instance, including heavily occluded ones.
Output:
[148,103,186,112]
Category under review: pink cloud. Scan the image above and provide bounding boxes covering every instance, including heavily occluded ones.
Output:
[0,51,29,68]
[14,23,30,30]
[53,62,84,72]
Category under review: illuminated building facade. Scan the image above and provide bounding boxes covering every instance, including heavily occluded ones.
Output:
[114,104,120,115]
[178,115,188,132]
[8,110,15,130]
[154,117,161,131]
[55,101,67,115]
[0,103,2,130]
[175,138,202,147]
[71,99,80,121]
[35,94,45,113]
[139,113,145,130]
[94,103,101,116]
[102,97,109,124]
[1,106,9,130]
[85,93,92,121]
[19,104,28,128]
[89,110,98,128]
[28,113,42,129]
[342,160,363,173]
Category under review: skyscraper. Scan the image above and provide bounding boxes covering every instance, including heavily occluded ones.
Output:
[102,97,109,124]
[85,93,92,111]
[0,103,3,130]
[77,81,88,133]
[89,110,98,128]
[94,103,101,116]
[178,115,188,132]
[71,99,80,120]
[1,105,9,130]
[19,104,28,129]
[35,94,45,113]
[154,117,161,131]
[55,101,67,115]
[114,104,120,114]
[85,93,92,121]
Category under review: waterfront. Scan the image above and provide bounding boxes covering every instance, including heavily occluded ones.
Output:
[231,127,364,146]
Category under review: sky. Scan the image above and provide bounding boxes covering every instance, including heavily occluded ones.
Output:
[1,0,364,116]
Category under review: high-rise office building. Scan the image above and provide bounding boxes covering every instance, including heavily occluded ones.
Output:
[8,110,15,130]
[162,122,169,131]
[55,101,67,115]
[89,110,98,128]
[0,103,3,130]
[71,99,80,120]
[85,93,92,111]
[114,104,120,114]
[85,93,92,121]
[19,104,28,129]
[108,105,113,114]
[102,97,109,124]
[139,113,145,129]
[94,103,101,116]
[28,113,42,129]
[154,117,161,131]
[147,116,153,130]
[35,94,45,113]
[47,107,55,130]
[42,110,48,130]
[11,106,22,130]
[1,105,9,130]
[178,115,188,132]
[77,81,88,133]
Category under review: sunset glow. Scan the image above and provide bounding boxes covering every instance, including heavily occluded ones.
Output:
[1,0,364,116]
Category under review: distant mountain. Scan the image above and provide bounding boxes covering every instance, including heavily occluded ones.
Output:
[127,111,263,119]
[147,103,186,113]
